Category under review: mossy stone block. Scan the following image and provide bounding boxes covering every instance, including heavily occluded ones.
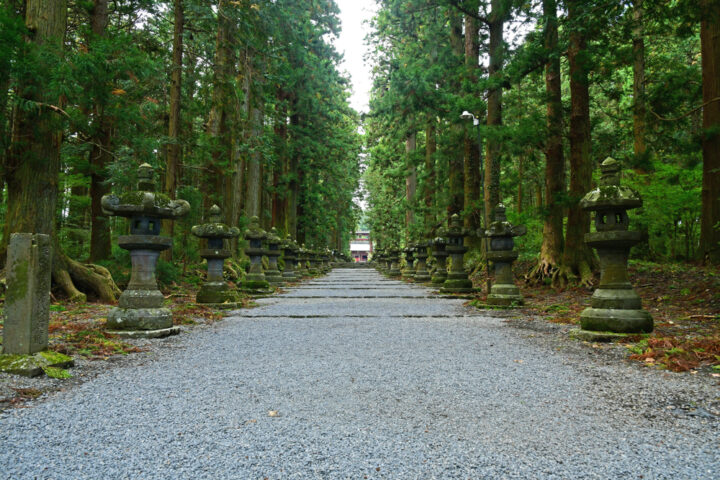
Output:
[0,351,74,377]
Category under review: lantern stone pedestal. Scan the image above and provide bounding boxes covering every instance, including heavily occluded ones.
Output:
[264,228,284,286]
[241,216,273,295]
[102,163,189,338]
[281,235,298,282]
[413,241,431,283]
[440,214,474,294]
[431,237,449,285]
[191,205,241,309]
[485,204,526,306]
[578,158,653,334]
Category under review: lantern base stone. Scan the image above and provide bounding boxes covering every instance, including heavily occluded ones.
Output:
[106,307,173,331]
[580,307,653,333]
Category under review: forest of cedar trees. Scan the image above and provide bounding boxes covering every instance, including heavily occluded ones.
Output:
[0,0,719,303]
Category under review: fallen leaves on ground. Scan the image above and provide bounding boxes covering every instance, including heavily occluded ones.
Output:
[471,260,720,373]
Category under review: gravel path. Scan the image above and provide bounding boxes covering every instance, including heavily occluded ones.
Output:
[1,268,718,479]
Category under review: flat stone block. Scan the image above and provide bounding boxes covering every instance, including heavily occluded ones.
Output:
[590,288,642,310]
[107,326,181,339]
[196,283,238,305]
[569,328,634,343]
[486,293,524,306]
[0,351,74,377]
[118,289,164,309]
[580,307,653,334]
[106,307,173,331]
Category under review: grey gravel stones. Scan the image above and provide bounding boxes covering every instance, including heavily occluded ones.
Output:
[0,268,717,479]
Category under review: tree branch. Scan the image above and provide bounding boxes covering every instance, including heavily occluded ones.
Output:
[649,97,720,122]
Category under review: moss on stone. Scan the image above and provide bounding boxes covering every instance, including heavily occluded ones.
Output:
[0,351,74,377]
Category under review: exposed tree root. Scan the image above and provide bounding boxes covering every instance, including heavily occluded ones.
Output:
[527,257,595,290]
[52,239,120,303]
[526,258,558,286]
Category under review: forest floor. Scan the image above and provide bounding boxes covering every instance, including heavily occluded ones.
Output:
[1,262,719,410]
[472,260,720,374]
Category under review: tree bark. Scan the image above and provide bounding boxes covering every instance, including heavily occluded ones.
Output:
[161,0,183,261]
[206,0,235,212]
[447,11,464,218]
[531,0,564,283]
[4,0,67,255]
[632,0,646,159]
[424,116,436,229]
[87,0,113,262]
[560,0,595,287]
[272,90,288,233]
[464,10,482,248]
[288,109,300,238]
[699,0,720,263]
[405,132,417,236]
[484,0,505,222]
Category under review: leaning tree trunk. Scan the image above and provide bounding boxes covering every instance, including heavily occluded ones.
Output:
[699,0,720,264]
[529,0,564,284]
[558,0,596,288]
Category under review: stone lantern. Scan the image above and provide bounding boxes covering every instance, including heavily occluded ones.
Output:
[298,244,311,276]
[484,204,526,306]
[388,247,402,277]
[373,248,385,272]
[323,249,332,273]
[191,205,240,308]
[431,237,449,286]
[440,214,474,294]
[401,244,416,281]
[382,250,392,274]
[241,216,272,295]
[101,163,190,337]
[281,234,298,282]
[413,241,431,283]
[264,227,284,286]
[579,158,653,333]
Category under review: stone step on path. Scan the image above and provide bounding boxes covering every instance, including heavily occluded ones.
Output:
[0,268,717,479]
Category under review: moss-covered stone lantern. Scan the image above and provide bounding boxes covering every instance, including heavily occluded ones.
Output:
[431,236,449,286]
[241,216,272,295]
[298,244,311,277]
[401,244,416,281]
[388,247,402,277]
[579,158,653,333]
[373,248,385,272]
[191,205,240,308]
[281,234,298,282]
[264,227,284,286]
[322,249,332,273]
[101,163,190,337]
[485,204,526,306]
[413,241,431,283]
[440,214,474,294]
